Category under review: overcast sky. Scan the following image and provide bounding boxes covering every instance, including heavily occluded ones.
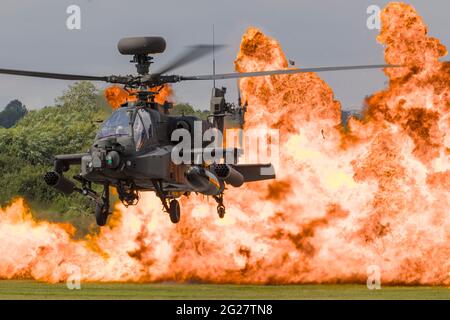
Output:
[0,0,448,111]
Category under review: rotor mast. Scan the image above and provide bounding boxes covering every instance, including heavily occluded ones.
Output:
[130,53,157,103]
[131,54,153,76]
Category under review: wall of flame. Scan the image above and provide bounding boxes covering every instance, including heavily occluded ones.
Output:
[0,3,448,285]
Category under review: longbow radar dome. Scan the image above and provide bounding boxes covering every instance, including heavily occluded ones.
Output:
[117,37,167,55]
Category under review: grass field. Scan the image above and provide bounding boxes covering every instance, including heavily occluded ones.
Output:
[0,281,448,300]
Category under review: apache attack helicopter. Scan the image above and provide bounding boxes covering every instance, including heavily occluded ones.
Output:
[0,36,397,226]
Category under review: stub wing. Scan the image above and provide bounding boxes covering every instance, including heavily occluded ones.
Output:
[54,153,87,165]
[230,164,276,182]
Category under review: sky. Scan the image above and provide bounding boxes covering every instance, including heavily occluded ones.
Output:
[0,0,448,111]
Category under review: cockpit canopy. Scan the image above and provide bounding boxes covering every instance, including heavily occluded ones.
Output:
[96,107,154,152]
[96,108,132,140]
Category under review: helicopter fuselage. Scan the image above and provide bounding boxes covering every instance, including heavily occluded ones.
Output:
[80,102,222,194]
[44,90,276,226]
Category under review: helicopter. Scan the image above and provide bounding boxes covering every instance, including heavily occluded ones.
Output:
[0,36,398,226]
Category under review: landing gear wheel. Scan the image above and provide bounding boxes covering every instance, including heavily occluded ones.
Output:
[95,204,109,226]
[169,199,181,224]
[217,205,226,219]
[214,193,226,219]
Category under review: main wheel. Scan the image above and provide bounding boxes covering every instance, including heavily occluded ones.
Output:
[95,204,109,226]
[169,200,181,224]
[217,205,226,219]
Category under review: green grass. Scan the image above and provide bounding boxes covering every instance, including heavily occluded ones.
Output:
[0,281,448,300]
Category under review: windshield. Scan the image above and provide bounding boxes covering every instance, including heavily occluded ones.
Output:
[96,109,132,139]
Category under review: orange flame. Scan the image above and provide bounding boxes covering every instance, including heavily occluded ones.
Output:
[104,85,173,109]
[0,3,449,285]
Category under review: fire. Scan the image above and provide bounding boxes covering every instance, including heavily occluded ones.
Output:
[104,85,173,109]
[0,3,449,285]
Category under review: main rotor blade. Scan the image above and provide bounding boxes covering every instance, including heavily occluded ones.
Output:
[0,68,109,81]
[180,64,400,81]
[155,44,226,75]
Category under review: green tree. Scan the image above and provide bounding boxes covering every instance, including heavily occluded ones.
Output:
[0,99,28,128]
[0,82,109,234]
[171,103,209,120]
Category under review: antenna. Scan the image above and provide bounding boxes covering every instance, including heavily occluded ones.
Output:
[212,24,216,89]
